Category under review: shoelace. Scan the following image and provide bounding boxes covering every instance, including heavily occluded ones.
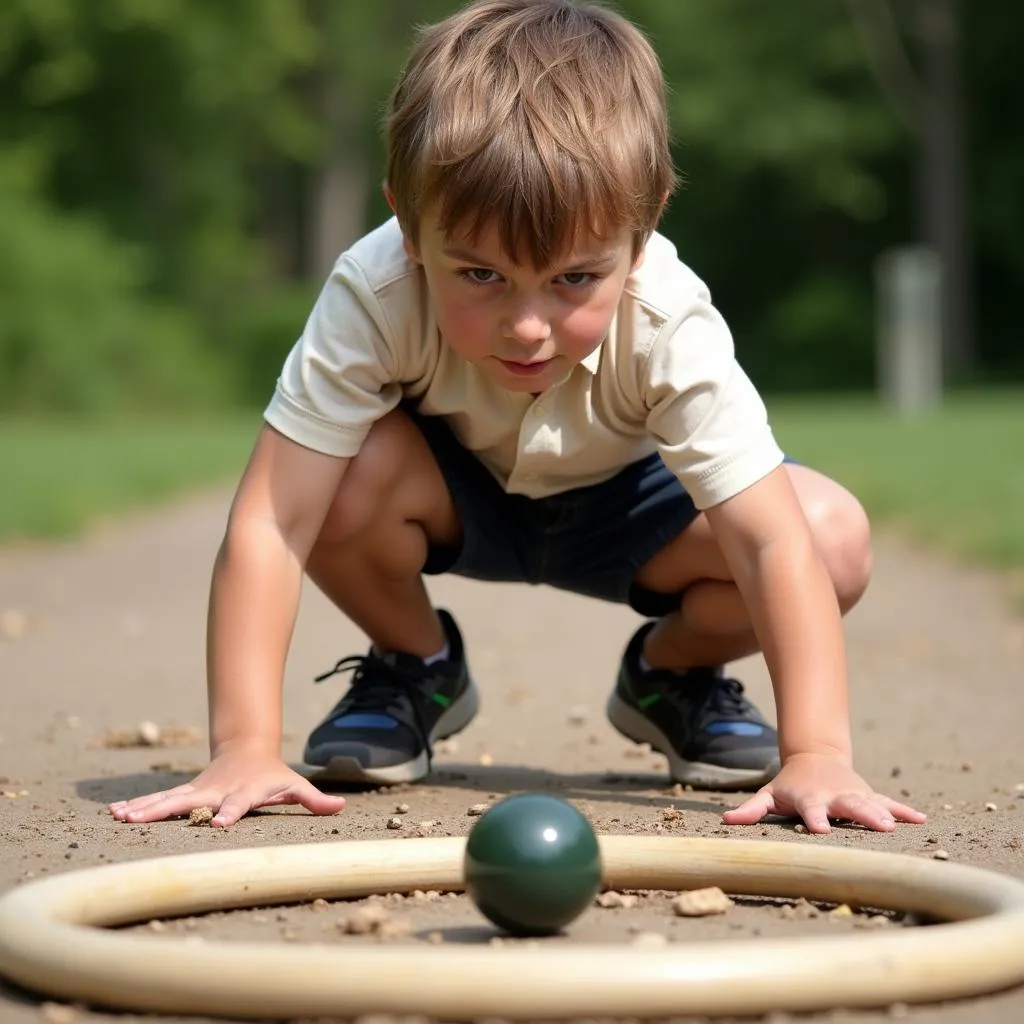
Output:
[705,677,753,719]
[314,652,434,757]
[646,669,751,722]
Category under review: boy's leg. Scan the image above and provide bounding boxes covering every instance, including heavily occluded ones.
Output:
[611,463,871,789]
[301,406,532,784]
[532,456,869,789]
[301,408,475,783]
[634,464,872,671]
[306,408,461,656]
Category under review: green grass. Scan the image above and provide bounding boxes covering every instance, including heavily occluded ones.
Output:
[769,388,1024,574]
[0,414,259,543]
[1,391,1022,587]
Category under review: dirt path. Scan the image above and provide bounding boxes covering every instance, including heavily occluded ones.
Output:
[1,488,1023,1024]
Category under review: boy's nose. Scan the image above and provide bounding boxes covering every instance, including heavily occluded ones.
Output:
[506,308,552,344]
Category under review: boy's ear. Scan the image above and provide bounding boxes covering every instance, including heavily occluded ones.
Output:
[382,182,421,263]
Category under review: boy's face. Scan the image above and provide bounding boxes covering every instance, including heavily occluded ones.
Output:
[404,212,641,393]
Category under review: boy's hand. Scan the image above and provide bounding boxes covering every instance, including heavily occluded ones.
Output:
[108,750,346,828]
[721,752,927,834]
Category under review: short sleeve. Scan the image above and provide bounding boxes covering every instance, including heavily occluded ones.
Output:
[263,254,404,457]
[642,299,784,509]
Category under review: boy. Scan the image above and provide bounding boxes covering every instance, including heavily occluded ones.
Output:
[111,0,925,835]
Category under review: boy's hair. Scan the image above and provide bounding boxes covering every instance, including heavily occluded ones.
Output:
[386,0,677,267]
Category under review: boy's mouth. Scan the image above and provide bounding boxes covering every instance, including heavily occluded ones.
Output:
[497,358,554,377]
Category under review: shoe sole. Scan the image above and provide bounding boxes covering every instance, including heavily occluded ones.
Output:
[306,680,480,785]
[605,692,779,790]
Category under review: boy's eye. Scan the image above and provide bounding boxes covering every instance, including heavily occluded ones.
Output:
[461,268,501,285]
[557,272,595,287]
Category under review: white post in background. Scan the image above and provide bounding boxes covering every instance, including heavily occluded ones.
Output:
[875,245,943,416]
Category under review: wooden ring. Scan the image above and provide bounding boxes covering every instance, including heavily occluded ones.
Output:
[2,835,1024,1018]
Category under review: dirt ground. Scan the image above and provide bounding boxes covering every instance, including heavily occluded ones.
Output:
[1,486,1023,1024]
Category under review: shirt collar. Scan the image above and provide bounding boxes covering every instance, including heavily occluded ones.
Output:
[580,343,603,374]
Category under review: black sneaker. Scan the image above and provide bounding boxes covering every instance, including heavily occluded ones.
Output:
[303,609,478,784]
[606,622,779,789]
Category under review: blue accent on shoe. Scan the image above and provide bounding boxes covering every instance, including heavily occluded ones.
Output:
[303,608,478,780]
[330,713,399,730]
[705,721,766,736]
[607,621,779,785]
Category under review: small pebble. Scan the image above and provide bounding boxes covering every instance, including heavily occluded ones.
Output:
[794,823,808,834]
[386,817,403,830]
[595,891,638,909]
[187,806,214,826]
[985,802,998,812]
[933,849,950,860]
[467,803,489,816]
[137,721,162,745]
[340,905,391,934]
[376,920,413,940]
[672,887,733,917]
[395,803,410,814]
[567,706,589,726]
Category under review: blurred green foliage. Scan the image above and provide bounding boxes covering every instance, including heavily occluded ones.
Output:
[0,0,1019,416]
[0,147,227,414]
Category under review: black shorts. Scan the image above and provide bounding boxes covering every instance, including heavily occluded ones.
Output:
[410,408,783,618]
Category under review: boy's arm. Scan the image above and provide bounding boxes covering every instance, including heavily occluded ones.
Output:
[207,423,348,755]
[703,466,926,833]
[110,424,351,827]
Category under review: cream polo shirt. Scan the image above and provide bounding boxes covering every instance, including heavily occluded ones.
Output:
[264,218,783,510]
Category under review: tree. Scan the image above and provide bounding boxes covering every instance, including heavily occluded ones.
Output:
[847,0,973,377]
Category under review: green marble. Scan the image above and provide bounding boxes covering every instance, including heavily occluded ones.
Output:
[464,792,602,935]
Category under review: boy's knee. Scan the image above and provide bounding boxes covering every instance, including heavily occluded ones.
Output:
[804,490,873,612]
[316,410,421,546]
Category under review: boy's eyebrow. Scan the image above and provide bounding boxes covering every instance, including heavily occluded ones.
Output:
[441,246,620,270]
[442,246,497,266]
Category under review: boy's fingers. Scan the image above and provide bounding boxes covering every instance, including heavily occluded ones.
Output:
[260,781,347,815]
[211,794,253,828]
[721,790,775,824]
[111,782,202,813]
[884,798,927,823]
[122,790,212,824]
[296,785,347,816]
[110,788,187,819]
[796,799,832,834]
[829,793,898,832]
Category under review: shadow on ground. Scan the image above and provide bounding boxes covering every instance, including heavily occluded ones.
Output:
[76,761,740,816]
